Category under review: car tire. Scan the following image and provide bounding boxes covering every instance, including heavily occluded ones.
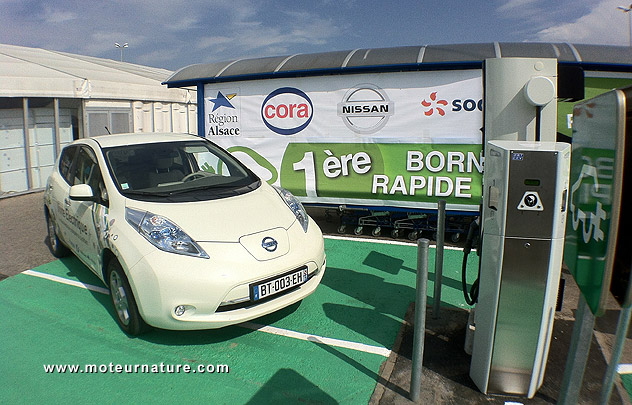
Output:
[46,210,70,258]
[107,259,149,336]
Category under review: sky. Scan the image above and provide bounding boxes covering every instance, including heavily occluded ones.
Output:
[0,0,630,71]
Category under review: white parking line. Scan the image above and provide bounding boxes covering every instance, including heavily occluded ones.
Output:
[23,270,110,295]
[617,364,632,374]
[21,269,392,357]
[240,322,391,357]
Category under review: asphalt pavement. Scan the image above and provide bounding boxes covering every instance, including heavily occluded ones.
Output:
[1,191,57,280]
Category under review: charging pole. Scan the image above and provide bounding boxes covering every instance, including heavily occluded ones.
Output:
[433,200,446,319]
[470,58,565,399]
[410,238,429,401]
[558,296,595,405]
[600,303,632,404]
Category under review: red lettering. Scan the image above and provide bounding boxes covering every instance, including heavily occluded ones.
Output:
[263,103,311,119]
[277,104,288,118]
[297,104,308,118]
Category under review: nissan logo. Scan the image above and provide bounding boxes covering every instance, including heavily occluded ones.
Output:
[261,237,278,252]
[337,84,393,134]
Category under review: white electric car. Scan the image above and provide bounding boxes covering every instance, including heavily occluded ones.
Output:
[44,133,326,335]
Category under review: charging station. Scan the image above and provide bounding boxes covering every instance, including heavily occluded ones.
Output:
[470,140,570,397]
[469,58,571,398]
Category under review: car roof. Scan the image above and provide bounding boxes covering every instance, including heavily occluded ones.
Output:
[85,132,202,148]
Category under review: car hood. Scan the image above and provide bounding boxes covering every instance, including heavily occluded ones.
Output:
[124,184,297,242]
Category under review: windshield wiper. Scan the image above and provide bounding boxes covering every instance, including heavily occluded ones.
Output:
[164,183,237,195]
[165,179,260,196]
[121,190,173,197]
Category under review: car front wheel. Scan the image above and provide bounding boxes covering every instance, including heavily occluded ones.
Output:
[107,259,149,336]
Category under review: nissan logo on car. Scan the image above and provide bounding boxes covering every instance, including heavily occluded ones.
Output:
[261,236,278,252]
[337,84,394,134]
[261,87,313,135]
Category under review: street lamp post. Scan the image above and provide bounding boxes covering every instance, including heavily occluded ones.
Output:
[619,5,632,47]
[114,42,128,62]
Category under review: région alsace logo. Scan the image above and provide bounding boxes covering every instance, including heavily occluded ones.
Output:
[261,87,313,135]
[206,90,240,136]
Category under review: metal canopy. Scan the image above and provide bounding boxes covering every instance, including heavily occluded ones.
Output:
[164,43,632,88]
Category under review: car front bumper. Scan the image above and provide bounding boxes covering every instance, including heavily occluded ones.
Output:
[126,219,326,330]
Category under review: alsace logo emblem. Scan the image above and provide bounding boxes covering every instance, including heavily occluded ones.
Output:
[261,87,313,135]
[261,236,278,252]
[209,91,236,111]
[337,84,393,134]
[421,92,448,116]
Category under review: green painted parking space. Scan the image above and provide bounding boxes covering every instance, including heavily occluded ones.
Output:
[1,236,478,403]
[621,374,632,400]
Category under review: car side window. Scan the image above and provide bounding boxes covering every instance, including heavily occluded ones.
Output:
[59,146,78,185]
[74,147,97,185]
[73,147,107,204]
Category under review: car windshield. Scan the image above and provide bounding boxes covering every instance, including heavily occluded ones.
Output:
[103,140,260,202]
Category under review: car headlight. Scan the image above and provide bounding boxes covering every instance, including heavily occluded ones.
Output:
[274,186,309,233]
[125,207,209,259]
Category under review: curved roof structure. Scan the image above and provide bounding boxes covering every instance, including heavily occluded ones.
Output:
[0,43,192,103]
[164,43,632,88]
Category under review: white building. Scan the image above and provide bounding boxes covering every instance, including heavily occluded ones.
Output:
[0,44,196,196]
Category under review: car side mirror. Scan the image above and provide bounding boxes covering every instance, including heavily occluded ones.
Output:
[69,184,97,202]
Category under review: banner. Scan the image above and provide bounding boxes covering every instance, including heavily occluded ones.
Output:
[204,70,483,211]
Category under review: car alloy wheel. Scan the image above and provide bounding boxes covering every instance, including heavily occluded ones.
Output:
[107,260,148,335]
[109,269,131,326]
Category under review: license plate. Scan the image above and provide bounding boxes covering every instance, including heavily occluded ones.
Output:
[251,267,308,301]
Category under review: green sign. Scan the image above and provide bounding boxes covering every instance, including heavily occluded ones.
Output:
[278,143,483,207]
[564,89,627,315]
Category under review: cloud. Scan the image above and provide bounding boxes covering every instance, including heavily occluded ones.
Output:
[533,0,629,45]
[43,6,76,23]
[195,8,341,60]
[0,0,343,69]
[164,16,202,32]
[497,0,540,13]
[496,0,628,45]
[496,0,548,23]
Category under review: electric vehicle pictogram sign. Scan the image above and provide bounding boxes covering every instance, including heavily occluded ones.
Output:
[564,89,628,315]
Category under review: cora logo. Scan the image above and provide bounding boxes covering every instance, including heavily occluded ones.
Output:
[421,92,448,116]
[261,87,313,135]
